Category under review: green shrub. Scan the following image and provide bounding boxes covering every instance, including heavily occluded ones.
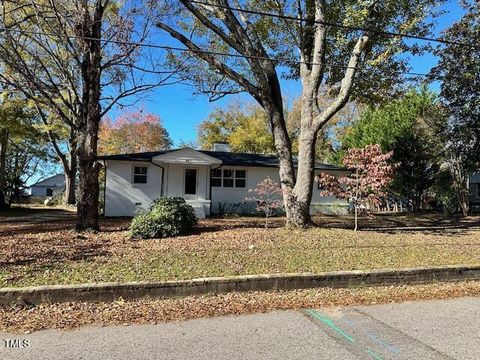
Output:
[129,197,197,239]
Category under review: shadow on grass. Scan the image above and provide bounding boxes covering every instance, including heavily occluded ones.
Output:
[0,242,110,268]
[313,213,480,236]
[0,206,75,220]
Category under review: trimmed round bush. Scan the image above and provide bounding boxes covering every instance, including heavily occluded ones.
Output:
[129,197,197,239]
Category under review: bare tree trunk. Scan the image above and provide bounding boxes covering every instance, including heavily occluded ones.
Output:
[64,167,76,205]
[265,104,312,228]
[354,168,359,231]
[291,129,317,227]
[0,128,9,210]
[75,0,104,231]
[451,159,469,217]
[457,191,469,216]
[64,133,77,205]
[76,120,100,231]
[354,205,358,231]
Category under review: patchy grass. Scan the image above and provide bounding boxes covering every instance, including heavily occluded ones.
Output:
[0,210,480,288]
[2,281,480,333]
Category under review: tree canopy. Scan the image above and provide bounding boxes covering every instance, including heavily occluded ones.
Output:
[99,111,172,155]
[338,88,442,210]
[198,102,275,154]
[0,94,50,206]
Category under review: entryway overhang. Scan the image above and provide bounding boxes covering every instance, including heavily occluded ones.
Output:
[151,147,222,166]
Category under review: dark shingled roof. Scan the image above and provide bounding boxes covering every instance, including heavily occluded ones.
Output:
[98,149,347,171]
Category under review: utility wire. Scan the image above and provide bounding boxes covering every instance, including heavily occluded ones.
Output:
[190,0,471,48]
[0,26,429,77]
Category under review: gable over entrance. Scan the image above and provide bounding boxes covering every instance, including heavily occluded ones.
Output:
[152,148,222,166]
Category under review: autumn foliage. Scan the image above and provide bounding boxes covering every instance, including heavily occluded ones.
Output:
[318,144,394,230]
[246,177,283,228]
[98,110,172,155]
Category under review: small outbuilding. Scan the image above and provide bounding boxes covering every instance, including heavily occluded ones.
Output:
[30,174,66,198]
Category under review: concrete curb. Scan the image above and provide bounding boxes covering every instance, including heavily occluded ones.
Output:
[1,265,479,306]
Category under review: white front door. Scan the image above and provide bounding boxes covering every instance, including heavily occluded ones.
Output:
[183,168,198,200]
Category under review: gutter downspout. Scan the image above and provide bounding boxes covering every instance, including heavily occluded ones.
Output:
[150,160,165,197]
[210,163,223,216]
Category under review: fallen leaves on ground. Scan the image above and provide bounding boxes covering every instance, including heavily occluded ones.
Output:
[1,213,480,287]
[1,281,479,334]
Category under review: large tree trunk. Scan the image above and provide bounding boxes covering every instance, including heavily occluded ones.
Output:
[63,133,77,205]
[76,120,100,231]
[290,128,317,227]
[75,1,104,231]
[263,89,312,228]
[64,166,76,205]
[0,128,9,210]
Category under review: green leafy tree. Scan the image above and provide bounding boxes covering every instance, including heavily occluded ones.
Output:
[430,0,480,215]
[198,102,275,153]
[339,88,442,210]
[0,94,49,207]
[199,98,359,159]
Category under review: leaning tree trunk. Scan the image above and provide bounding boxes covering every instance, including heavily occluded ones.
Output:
[0,128,9,210]
[75,1,104,231]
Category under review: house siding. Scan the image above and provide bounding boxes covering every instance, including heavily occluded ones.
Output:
[105,161,163,217]
[30,174,66,197]
[210,166,349,214]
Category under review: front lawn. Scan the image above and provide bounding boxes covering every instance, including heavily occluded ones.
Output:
[1,210,479,288]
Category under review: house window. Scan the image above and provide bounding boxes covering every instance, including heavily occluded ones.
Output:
[223,169,234,188]
[210,169,247,188]
[235,170,246,188]
[46,188,53,196]
[211,169,222,187]
[133,166,148,184]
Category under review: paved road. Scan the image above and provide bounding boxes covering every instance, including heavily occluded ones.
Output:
[1,297,479,360]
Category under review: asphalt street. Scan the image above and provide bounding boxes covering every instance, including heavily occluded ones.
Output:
[1,296,479,360]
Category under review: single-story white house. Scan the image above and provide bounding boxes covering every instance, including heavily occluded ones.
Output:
[30,173,66,197]
[98,145,350,218]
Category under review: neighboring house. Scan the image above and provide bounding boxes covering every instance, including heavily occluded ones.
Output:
[30,174,66,198]
[469,171,480,213]
[98,145,350,218]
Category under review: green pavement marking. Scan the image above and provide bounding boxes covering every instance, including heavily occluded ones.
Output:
[367,348,385,360]
[306,309,356,343]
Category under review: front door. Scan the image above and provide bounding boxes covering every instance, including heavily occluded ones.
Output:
[184,168,198,199]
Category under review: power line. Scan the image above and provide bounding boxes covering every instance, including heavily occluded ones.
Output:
[0,26,429,77]
[190,0,471,48]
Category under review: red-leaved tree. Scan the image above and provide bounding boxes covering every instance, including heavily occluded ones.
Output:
[318,144,394,231]
[99,111,172,155]
[246,177,283,228]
